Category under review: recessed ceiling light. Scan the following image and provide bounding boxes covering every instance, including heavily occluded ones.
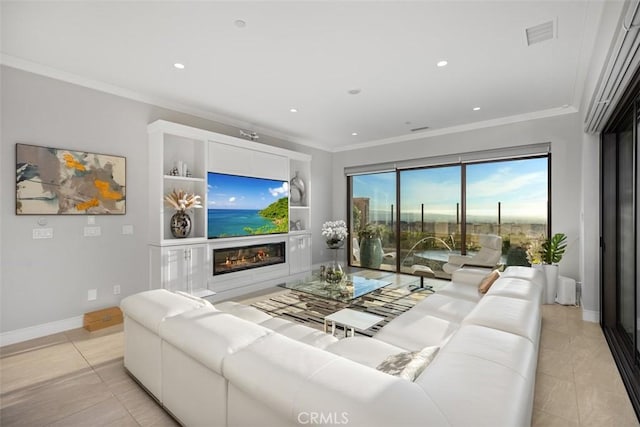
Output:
[234,19,246,28]
[348,89,361,95]
[173,63,185,69]
[351,132,358,136]
[437,60,448,67]
[473,107,481,111]
[290,108,298,113]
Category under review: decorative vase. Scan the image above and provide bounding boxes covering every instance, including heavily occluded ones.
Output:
[170,211,192,238]
[290,171,305,206]
[360,237,383,269]
[325,260,344,284]
[542,263,559,304]
[326,239,345,249]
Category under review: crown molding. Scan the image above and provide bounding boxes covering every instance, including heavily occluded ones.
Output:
[333,106,579,153]
[0,53,330,151]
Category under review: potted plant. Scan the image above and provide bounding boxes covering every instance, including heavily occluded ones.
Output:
[321,220,348,248]
[358,223,386,269]
[538,233,567,304]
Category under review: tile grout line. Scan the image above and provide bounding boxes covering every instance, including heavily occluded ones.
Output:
[64,330,142,426]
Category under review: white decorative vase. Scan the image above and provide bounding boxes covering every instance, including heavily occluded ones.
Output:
[542,264,559,304]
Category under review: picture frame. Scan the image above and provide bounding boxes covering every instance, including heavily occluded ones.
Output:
[16,143,126,215]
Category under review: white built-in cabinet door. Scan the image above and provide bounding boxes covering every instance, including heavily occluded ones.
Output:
[161,244,208,294]
[289,234,312,275]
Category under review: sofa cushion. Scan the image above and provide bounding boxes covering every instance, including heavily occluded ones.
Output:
[437,281,483,303]
[215,300,273,323]
[260,319,338,349]
[374,309,459,351]
[225,333,450,427]
[501,266,546,289]
[159,308,271,373]
[411,293,477,322]
[439,324,536,380]
[325,336,406,368]
[120,289,215,334]
[376,346,440,381]
[415,350,532,427]
[462,295,541,345]
[486,277,542,305]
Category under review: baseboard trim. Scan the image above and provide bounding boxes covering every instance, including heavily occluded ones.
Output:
[582,308,600,323]
[0,316,83,347]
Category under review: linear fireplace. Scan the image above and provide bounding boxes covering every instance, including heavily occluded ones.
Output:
[213,242,286,276]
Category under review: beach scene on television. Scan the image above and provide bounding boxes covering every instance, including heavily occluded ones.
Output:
[207,172,289,238]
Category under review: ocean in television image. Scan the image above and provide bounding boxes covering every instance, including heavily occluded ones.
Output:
[207,172,289,238]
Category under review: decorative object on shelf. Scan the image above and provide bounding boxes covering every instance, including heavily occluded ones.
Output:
[169,211,192,238]
[164,189,202,238]
[168,166,180,176]
[322,220,348,248]
[358,223,386,269]
[290,171,306,205]
[16,143,126,215]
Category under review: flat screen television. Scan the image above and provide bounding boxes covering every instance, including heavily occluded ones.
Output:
[207,172,289,238]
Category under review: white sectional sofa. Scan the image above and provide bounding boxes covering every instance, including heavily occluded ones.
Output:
[121,266,544,427]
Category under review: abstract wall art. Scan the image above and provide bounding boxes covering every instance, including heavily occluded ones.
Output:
[16,143,126,215]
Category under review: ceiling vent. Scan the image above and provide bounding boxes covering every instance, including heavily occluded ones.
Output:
[410,125,430,132]
[525,20,555,46]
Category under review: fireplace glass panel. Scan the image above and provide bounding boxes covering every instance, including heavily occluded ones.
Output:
[213,242,286,275]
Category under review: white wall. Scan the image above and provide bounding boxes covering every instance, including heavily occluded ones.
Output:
[0,66,332,336]
[331,112,584,283]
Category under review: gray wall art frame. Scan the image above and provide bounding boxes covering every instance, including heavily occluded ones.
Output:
[16,143,126,215]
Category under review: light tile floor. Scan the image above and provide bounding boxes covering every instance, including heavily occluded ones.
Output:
[0,304,637,426]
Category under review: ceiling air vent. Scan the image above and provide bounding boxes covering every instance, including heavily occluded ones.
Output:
[410,126,430,132]
[525,20,555,46]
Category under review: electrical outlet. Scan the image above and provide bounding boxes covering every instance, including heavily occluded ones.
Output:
[88,289,97,301]
[113,285,121,295]
[84,226,101,237]
[122,225,134,235]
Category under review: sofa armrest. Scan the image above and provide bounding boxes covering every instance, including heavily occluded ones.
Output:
[451,268,489,286]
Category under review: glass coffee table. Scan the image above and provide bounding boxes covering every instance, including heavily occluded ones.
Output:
[281,267,420,302]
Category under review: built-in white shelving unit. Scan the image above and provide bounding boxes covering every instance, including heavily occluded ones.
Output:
[148,120,312,297]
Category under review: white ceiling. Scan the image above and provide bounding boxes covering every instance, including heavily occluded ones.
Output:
[1,1,603,152]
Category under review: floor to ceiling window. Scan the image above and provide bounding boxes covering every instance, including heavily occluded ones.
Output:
[347,154,550,277]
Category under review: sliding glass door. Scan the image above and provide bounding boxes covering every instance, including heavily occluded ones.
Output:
[349,172,397,270]
[466,158,548,264]
[601,84,640,415]
[398,166,461,273]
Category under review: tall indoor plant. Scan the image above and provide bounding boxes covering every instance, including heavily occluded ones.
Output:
[539,233,567,304]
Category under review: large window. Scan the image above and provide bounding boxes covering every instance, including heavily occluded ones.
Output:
[348,155,549,277]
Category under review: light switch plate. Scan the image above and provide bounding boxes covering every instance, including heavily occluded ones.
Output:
[84,226,101,237]
[122,225,134,235]
[33,228,53,239]
[88,289,97,301]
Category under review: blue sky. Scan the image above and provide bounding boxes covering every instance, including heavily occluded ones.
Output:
[207,173,289,210]
[353,158,548,221]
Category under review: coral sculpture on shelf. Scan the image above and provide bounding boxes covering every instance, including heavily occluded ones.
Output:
[164,189,202,212]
